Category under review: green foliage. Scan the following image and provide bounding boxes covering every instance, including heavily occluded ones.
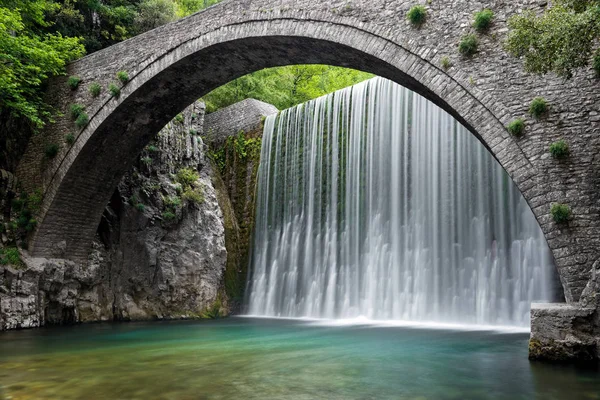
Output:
[0,247,24,268]
[45,143,59,158]
[65,133,75,145]
[182,186,204,204]
[507,118,525,136]
[550,203,571,223]
[505,1,600,78]
[117,70,129,84]
[75,112,89,128]
[549,140,570,158]
[141,156,152,165]
[202,65,373,113]
[70,104,85,119]
[189,128,198,135]
[594,51,600,76]
[529,97,549,118]
[176,168,199,186]
[89,82,102,97]
[163,195,182,208]
[136,203,146,212]
[440,56,452,70]
[407,5,427,26]
[147,145,159,153]
[473,9,494,32]
[0,1,85,128]
[458,34,478,56]
[109,83,120,97]
[201,298,223,319]
[134,0,177,32]
[162,210,176,221]
[174,113,185,124]
[67,75,81,89]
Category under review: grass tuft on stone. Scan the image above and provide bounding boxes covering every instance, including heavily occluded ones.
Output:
[109,83,120,97]
[67,76,81,90]
[65,133,75,145]
[407,5,427,26]
[549,140,569,159]
[75,112,89,128]
[440,56,452,70]
[89,82,101,97]
[550,203,571,224]
[458,34,478,57]
[507,118,525,136]
[44,143,59,158]
[473,9,494,32]
[70,104,85,119]
[117,70,129,84]
[529,97,548,118]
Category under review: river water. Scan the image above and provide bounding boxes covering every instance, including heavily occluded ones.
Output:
[0,318,598,399]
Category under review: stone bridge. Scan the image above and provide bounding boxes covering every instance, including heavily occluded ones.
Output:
[16,0,600,305]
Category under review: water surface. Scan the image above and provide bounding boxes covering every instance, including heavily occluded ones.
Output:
[0,318,598,399]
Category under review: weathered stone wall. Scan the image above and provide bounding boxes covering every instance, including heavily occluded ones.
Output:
[14,0,600,308]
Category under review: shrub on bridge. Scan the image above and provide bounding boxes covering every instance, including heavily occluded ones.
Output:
[507,118,525,136]
[473,9,494,33]
[67,76,81,90]
[440,56,452,70]
[89,83,102,97]
[44,143,59,158]
[0,247,24,269]
[109,83,120,97]
[70,104,85,119]
[65,133,75,145]
[407,5,427,27]
[458,34,478,57]
[75,112,89,128]
[529,97,548,118]
[117,70,129,84]
[549,140,569,159]
[550,203,571,224]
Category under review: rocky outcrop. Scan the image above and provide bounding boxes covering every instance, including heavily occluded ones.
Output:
[529,261,600,362]
[0,101,231,328]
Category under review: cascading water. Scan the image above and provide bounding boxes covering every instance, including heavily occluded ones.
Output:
[246,77,554,327]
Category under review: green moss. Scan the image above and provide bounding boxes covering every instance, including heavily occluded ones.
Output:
[116,70,129,83]
[459,34,478,56]
[136,203,145,212]
[549,140,569,159]
[182,187,204,204]
[89,82,101,97]
[507,118,525,136]
[201,298,223,319]
[146,145,159,153]
[551,203,571,223]
[162,210,176,221]
[67,76,81,90]
[406,5,427,26]
[529,97,548,118]
[473,9,494,32]
[141,156,152,165]
[176,167,199,186]
[174,113,185,124]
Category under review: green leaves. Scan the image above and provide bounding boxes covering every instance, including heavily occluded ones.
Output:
[506,1,600,78]
[0,2,85,128]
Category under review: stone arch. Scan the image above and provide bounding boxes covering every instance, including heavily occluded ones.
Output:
[16,0,600,304]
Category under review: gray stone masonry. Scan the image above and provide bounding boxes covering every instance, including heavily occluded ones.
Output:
[13,1,600,314]
[204,99,278,147]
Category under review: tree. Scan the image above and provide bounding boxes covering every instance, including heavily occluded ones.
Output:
[505,0,600,78]
[0,0,85,128]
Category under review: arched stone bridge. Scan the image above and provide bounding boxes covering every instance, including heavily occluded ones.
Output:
[16,0,600,304]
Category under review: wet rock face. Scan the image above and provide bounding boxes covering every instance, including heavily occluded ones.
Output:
[0,101,229,328]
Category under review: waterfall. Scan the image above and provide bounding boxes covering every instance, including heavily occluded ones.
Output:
[246,77,554,327]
